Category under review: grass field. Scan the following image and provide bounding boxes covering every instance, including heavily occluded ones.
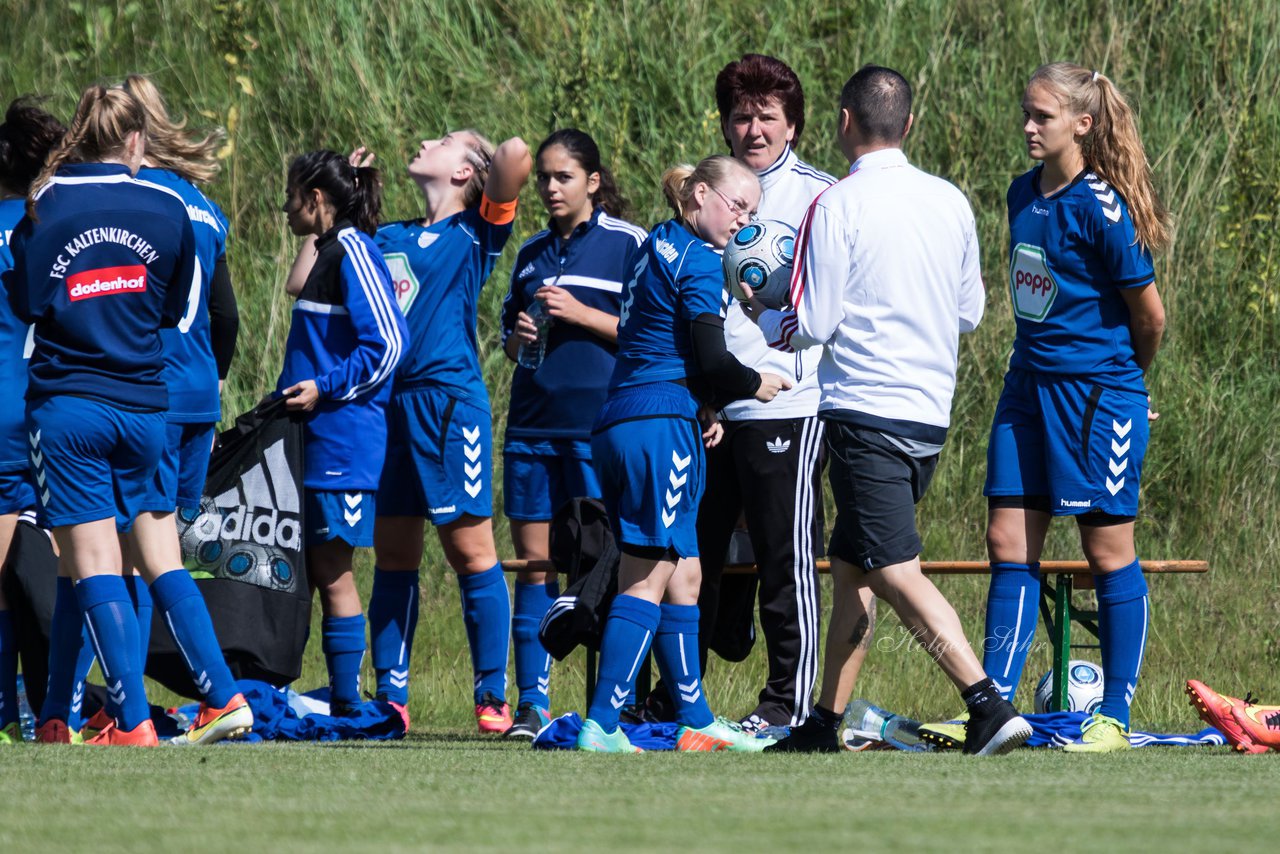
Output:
[4,0,1280,847]
[2,738,1278,852]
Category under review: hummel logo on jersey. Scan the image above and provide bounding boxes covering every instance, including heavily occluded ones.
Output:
[518,262,535,279]
[655,239,679,263]
[1032,203,1050,216]
[207,438,302,550]
[766,437,791,454]
[67,265,147,301]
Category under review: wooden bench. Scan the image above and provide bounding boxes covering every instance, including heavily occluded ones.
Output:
[501,558,1209,713]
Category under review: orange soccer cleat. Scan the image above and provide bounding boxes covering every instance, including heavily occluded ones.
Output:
[79,708,113,742]
[85,718,159,747]
[171,693,253,745]
[35,718,80,745]
[1230,697,1280,751]
[1185,679,1269,754]
[475,692,512,734]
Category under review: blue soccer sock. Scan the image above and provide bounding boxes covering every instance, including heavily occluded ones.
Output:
[586,595,660,731]
[1095,558,1148,728]
[0,611,17,727]
[40,576,94,729]
[457,564,511,704]
[322,614,366,709]
[76,575,150,731]
[368,568,420,705]
[124,574,152,670]
[652,603,714,729]
[512,581,557,710]
[982,562,1041,702]
[149,569,238,708]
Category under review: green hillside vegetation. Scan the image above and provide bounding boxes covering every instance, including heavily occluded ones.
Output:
[4,0,1278,731]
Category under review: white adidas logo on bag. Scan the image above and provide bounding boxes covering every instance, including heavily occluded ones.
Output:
[199,438,303,550]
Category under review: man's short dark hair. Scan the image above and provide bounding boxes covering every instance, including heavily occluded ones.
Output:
[715,54,807,147]
[839,65,912,143]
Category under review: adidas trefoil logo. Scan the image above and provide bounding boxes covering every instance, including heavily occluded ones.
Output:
[766,436,791,454]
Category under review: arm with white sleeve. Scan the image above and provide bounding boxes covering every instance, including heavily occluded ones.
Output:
[755,201,850,353]
[957,213,985,333]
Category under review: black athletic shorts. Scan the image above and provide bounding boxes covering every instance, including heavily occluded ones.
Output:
[825,423,938,571]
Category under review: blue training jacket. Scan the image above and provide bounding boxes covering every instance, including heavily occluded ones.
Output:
[0,198,32,471]
[139,167,229,423]
[500,208,646,444]
[276,220,407,491]
[5,162,196,411]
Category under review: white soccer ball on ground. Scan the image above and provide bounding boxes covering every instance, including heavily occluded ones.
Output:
[1033,659,1105,714]
[722,219,797,309]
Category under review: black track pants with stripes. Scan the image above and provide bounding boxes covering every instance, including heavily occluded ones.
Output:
[696,416,825,726]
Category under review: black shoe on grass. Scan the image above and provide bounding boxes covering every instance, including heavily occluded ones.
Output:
[763,716,840,753]
[963,698,1032,756]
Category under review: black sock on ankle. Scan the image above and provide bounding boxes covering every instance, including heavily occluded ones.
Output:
[809,704,842,730]
[961,677,1001,715]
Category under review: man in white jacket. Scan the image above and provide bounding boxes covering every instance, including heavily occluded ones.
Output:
[749,64,1031,755]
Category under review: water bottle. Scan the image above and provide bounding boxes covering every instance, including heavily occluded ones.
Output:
[17,674,36,742]
[842,698,931,752]
[517,301,552,371]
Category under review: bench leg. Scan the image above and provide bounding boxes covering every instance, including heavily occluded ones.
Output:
[1052,575,1073,713]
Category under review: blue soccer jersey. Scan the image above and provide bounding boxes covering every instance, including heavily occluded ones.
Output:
[6,162,197,411]
[375,197,515,407]
[610,219,728,390]
[500,208,645,443]
[0,199,32,473]
[1006,167,1155,390]
[138,168,229,424]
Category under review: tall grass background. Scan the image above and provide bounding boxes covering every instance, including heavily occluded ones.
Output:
[3,0,1278,730]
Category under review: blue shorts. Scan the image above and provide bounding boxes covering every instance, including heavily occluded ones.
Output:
[378,387,492,525]
[985,369,1150,518]
[591,383,704,558]
[306,489,376,548]
[503,448,601,521]
[141,421,216,513]
[0,469,36,515]
[27,396,165,531]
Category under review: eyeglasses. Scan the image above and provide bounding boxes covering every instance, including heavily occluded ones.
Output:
[710,184,755,221]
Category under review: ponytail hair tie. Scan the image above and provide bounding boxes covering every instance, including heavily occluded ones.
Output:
[1092,70,1100,83]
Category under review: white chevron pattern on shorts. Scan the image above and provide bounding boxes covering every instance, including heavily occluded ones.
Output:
[1106,418,1133,496]
[462,424,483,498]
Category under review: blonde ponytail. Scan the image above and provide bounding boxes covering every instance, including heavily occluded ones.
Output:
[122,74,223,184]
[27,85,146,219]
[660,163,697,218]
[1029,63,1172,253]
[660,154,754,221]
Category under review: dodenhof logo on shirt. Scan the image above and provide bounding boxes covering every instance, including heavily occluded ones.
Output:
[383,252,420,314]
[66,264,147,301]
[1009,243,1058,322]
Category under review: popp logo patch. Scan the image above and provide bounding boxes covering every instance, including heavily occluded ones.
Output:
[67,265,148,301]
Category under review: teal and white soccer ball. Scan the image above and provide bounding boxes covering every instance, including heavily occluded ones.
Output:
[1033,660,1105,714]
[722,219,797,309]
